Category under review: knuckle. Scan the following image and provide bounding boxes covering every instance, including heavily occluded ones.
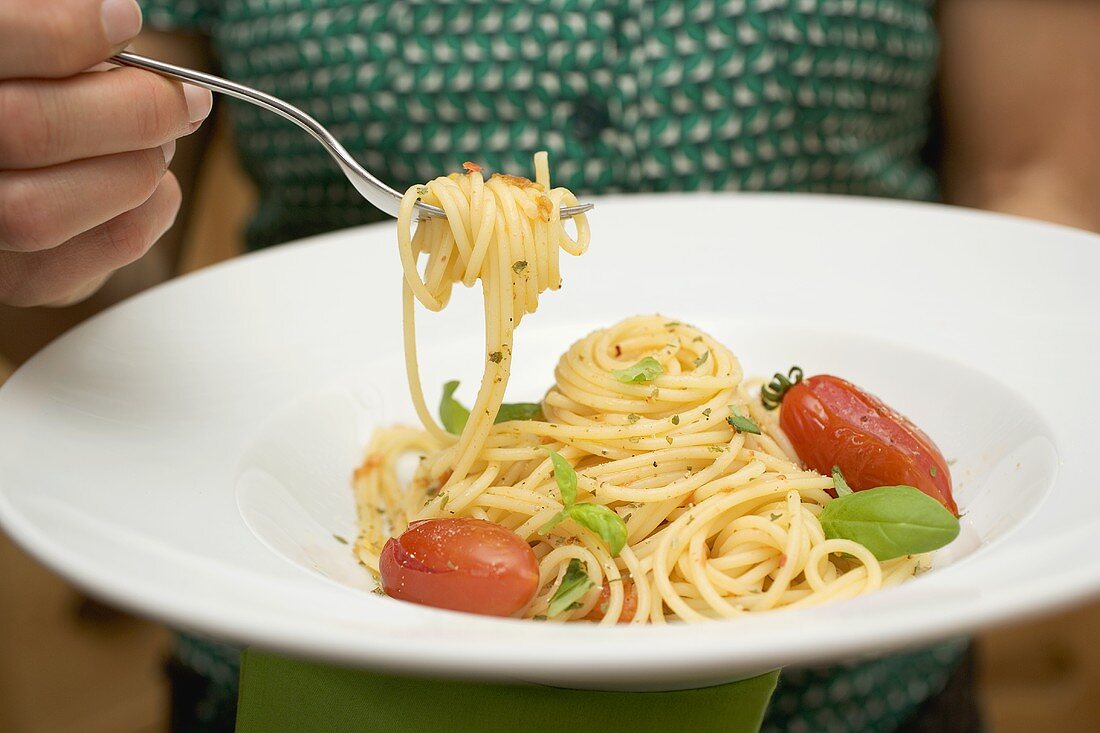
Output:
[43,7,100,76]
[0,254,28,306]
[161,171,183,215]
[116,149,166,211]
[95,209,154,265]
[0,85,48,167]
[137,149,168,199]
[0,251,58,308]
[130,73,185,143]
[0,175,51,252]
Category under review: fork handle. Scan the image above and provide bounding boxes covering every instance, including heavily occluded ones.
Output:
[109,51,410,217]
[109,52,593,222]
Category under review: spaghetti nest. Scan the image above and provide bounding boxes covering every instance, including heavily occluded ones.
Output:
[355,313,927,623]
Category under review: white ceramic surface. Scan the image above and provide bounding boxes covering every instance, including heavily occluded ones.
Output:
[1,194,1097,689]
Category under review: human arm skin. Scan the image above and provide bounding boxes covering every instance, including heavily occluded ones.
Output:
[0,25,216,365]
[938,0,1100,233]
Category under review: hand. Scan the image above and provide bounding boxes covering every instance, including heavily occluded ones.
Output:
[0,0,213,307]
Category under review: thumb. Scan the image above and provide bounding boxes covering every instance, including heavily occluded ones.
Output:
[0,0,143,80]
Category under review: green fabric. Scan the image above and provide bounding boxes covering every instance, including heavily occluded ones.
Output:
[142,0,219,34]
[142,2,961,731]
[237,648,779,733]
[139,0,939,251]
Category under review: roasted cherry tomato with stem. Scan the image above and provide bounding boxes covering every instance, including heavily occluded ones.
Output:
[764,367,957,516]
[379,518,540,616]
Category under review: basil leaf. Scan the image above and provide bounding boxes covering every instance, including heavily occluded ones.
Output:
[547,559,594,617]
[544,449,577,507]
[726,407,761,435]
[832,466,853,497]
[568,503,628,557]
[441,381,542,434]
[439,380,471,435]
[612,356,663,383]
[538,509,569,535]
[819,485,960,561]
[495,402,543,424]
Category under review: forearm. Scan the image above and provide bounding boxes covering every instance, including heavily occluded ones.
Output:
[937,0,1100,234]
[943,161,1100,235]
[0,30,215,366]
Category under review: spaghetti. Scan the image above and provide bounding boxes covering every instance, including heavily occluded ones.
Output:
[353,154,928,623]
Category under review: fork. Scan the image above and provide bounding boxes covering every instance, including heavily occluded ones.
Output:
[109,52,594,222]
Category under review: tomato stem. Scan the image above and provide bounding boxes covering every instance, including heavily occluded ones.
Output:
[761,366,804,410]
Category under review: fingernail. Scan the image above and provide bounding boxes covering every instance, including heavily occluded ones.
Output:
[100,0,143,46]
[183,85,214,124]
[161,139,177,167]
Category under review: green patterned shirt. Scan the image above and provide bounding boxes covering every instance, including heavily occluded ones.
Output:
[145,0,938,250]
[141,2,964,732]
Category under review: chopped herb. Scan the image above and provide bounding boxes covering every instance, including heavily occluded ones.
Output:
[612,356,663,384]
[512,260,528,274]
[693,350,710,368]
[929,466,939,478]
[547,559,595,617]
[708,445,726,453]
[832,466,853,497]
[627,413,641,424]
[439,493,450,511]
[532,614,548,621]
[671,415,680,425]
[769,513,782,521]
[664,321,681,328]
[622,513,632,523]
[332,534,349,545]
[666,436,674,445]
[727,407,761,435]
[702,408,712,418]
[488,351,504,364]
[371,586,386,596]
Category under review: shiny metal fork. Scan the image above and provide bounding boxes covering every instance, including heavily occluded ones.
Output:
[109,52,594,221]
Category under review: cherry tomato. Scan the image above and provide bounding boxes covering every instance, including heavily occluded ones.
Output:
[778,374,957,516]
[379,518,539,616]
[583,580,639,623]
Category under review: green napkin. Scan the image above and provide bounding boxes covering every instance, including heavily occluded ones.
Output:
[237,649,778,733]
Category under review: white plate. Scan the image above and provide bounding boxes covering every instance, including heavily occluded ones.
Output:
[1,194,1098,690]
